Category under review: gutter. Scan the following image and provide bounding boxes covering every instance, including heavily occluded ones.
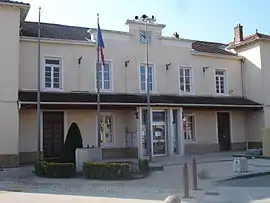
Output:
[191,50,242,60]
[18,101,262,108]
[20,36,95,46]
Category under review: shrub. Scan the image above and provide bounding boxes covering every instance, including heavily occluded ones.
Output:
[83,162,132,180]
[34,161,75,178]
[63,122,83,163]
[138,159,149,173]
[33,161,48,176]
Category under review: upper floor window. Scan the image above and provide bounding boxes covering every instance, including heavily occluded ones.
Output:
[179,66,192,93]
[44,57,62,90]
[140,64,154,92]
[182,113,195,142]
[139,30,151,44]
[96,61,112,91]
[215,69,227,95]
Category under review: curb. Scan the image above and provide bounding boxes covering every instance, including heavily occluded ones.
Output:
[218,171,270,182]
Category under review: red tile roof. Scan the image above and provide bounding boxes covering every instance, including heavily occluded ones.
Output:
[229,32,270,48]
[192,41,236,56]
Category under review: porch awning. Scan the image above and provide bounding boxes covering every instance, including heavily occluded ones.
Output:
[18,90,262,109]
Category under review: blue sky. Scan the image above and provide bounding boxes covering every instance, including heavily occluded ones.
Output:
[21,0,269,43]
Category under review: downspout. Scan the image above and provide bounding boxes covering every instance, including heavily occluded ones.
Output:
[240,57,249,150]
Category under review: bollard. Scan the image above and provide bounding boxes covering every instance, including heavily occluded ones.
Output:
[192,158,198,190]
[183,163,190,198]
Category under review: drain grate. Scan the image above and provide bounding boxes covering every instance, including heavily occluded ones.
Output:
[205,192,220,196]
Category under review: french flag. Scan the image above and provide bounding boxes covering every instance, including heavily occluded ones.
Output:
[97,23,105,67]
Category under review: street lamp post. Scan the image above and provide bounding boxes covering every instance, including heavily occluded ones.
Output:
[140,15,156,162]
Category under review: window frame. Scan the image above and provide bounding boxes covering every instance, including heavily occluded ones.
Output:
[139,63,155,93]
[179,65,193,94]
[214,69,228,95]
[139,30,152,44]
[95,60,113,92]
[182,113,196,142]
[97,112,115,148]
[43,56,63,91]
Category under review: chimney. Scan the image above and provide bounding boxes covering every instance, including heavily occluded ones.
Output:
[234,24,243,43]
[173,32,179,38]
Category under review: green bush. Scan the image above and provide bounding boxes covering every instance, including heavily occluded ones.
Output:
[83,162,132,180]
[34,161,48,176]
[138,159,149,173]
[63,122,83,163]
[34,161,75,178]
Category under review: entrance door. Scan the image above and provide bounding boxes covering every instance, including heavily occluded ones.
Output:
[217,112,231,151]
[152,110,167,156]
[43,112,64,160]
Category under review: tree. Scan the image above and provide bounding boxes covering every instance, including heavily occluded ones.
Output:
[63,122,83,163]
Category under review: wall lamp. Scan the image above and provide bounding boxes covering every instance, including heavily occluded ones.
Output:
[165,63,172,70]
[78,56,83,66]
[125,60,130,67]
[203,65,210,73]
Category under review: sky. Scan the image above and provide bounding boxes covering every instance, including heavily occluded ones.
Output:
[21,0,270,43]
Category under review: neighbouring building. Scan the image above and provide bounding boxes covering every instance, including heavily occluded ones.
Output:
[0,0,267,167]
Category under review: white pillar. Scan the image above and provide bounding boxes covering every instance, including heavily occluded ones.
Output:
[167,108,174,156]
[179,107,185,155]
[137,107,144,159]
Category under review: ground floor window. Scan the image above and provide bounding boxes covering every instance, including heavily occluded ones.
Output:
[100,114,113,144]
[183,113,195,141]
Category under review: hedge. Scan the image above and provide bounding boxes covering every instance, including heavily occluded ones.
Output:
[83,162,132,179]
[34,161,75,178]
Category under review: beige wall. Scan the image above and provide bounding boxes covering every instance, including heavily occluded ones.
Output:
[19,22,243,97]
[237,43,262,103]
[19,109,137,154]
[0,5,20,101]
[19,110,37,152]
[0,103,19,154]
[183,109,246,145]
[0,5,20,156]
[247,110,264,142]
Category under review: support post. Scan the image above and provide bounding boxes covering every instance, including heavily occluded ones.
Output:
[192,158,198,190]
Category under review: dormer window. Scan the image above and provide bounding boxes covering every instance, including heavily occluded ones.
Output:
[139,30,151,44]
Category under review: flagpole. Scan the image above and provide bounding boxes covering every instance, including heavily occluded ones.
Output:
[96,13,101,148]
[36,7,41,161]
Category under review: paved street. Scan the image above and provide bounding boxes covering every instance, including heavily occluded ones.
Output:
[1,153,270,203]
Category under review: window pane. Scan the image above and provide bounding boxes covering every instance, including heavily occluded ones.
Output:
[104,63,109,72]
[54,78,59,83]
[45,72,51,77]
[53,83,60,88]
[184,69,190,76]
[103,71,109,81]
[45,82,51,88]
[140,66,145,74]
[53,72,59,78]
[45,77,51,83]
[186,85,190,92]
[180,69,184,76]
[185,77,190,84]
[148,66,152,74]
[149,75,153,82]
[216,70,224,75]
[103,81,110,90]
[180,84,184,91]
[141,82,146,91]
[45,66,51,72]
[180,77,184,84]
[152,111,165,122]
[45,59,60,65]
[149,82,153,91]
